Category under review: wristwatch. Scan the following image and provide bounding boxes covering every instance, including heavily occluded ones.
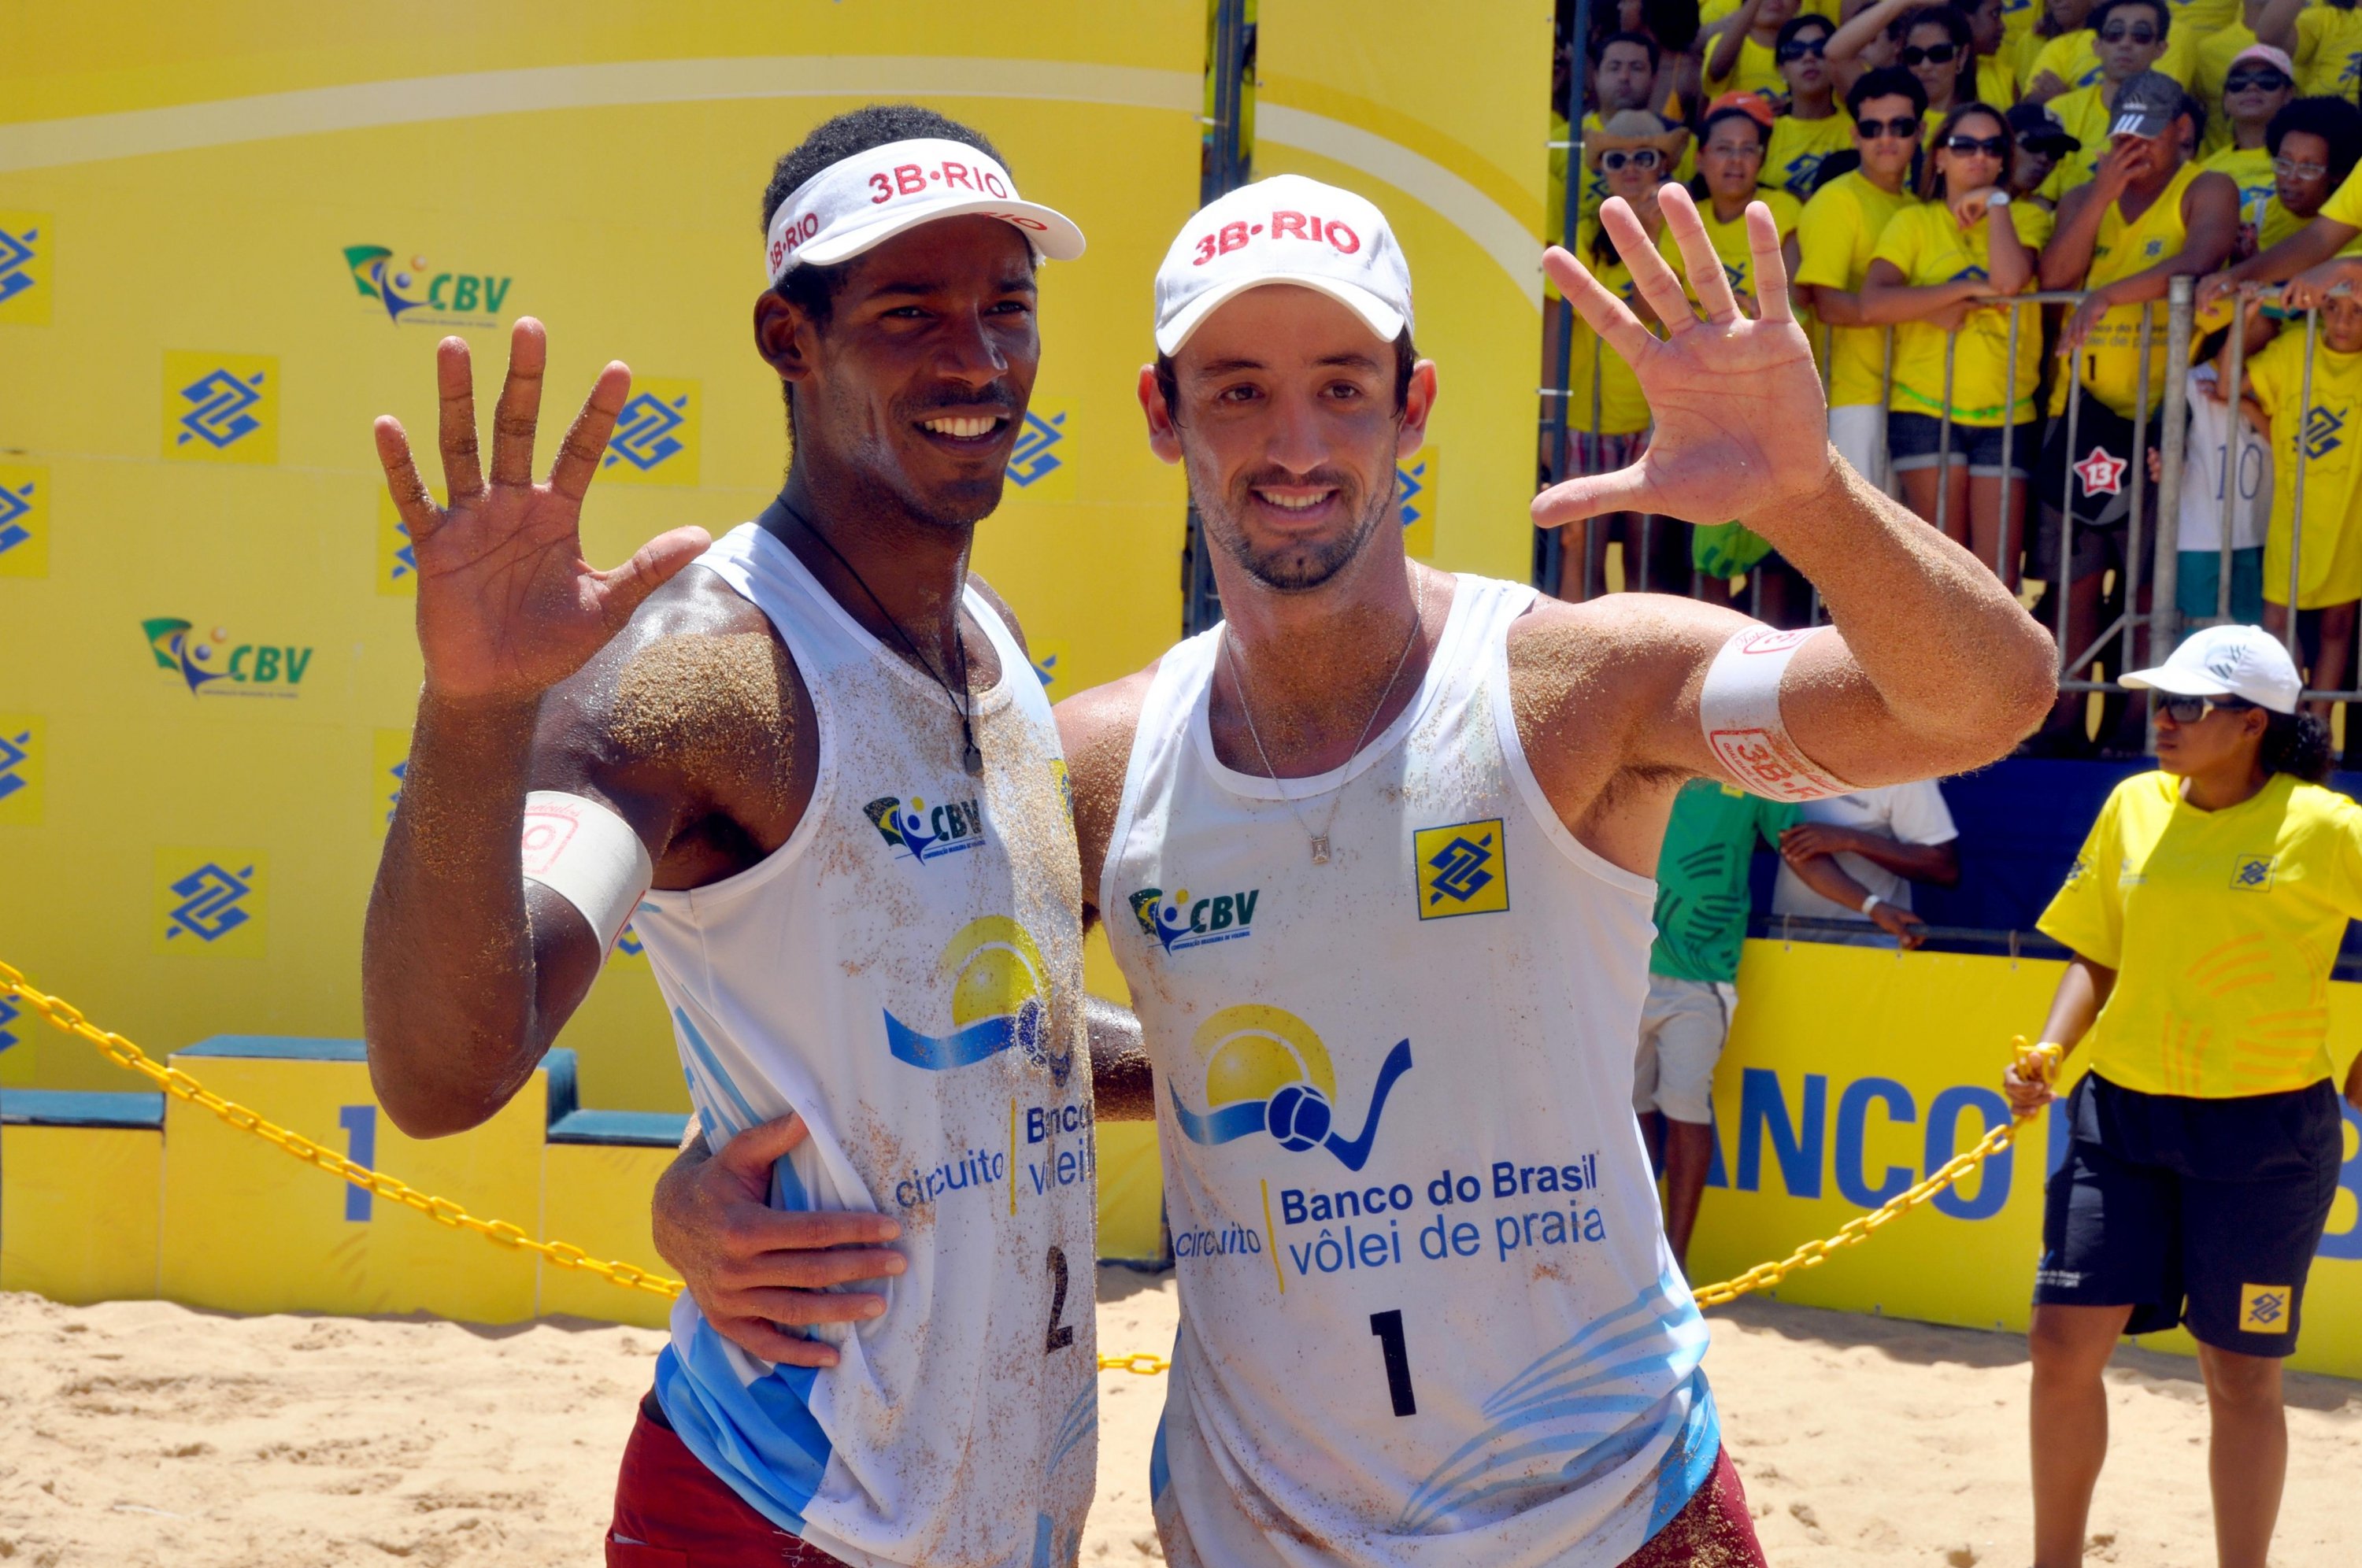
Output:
[1860,893,1886,919]
[1986,190,2011,210]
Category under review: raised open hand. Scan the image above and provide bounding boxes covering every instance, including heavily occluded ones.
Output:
[1533,186,1831,530]
[373,319,712,703]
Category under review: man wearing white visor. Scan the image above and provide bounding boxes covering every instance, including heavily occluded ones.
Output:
[1045,176,2058,1562]
[362,104,1130,1568]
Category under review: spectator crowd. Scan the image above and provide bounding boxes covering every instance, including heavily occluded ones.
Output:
[1548,0,2362,755]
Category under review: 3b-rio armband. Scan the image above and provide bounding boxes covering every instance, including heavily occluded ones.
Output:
[520,791,655,960]
[1697,625,1855,802]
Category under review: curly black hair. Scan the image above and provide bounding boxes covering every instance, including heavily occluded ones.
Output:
[2261,708,2334,783]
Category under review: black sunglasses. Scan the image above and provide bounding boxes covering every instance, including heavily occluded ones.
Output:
[1600,148,1664,170]
[2157,693,2255,723]
[1777,36,1830,61]
[1901,42,1960,65]
[2097,24,2157,43]
[1858,115,1923,139]
[1945,133,2009,157]
[2225,70,2292,94]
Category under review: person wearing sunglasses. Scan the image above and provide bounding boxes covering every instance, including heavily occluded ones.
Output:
[2257,0,2362,100]
[2005,99,2084,200]
[2038,0,2175,197]
[1704,0,1809,99]
[1859,101,2049,579]
[1560,111,1695,597]
[1826,0,1980,127]
[2010,622,2357,1568]
[2197,43,2297,240]
[2023,0,2198,104]
[1766,14,1857,198]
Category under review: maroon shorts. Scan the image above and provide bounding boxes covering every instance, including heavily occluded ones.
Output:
[1616,1448,1769,1567]
[607,1392,846,1568]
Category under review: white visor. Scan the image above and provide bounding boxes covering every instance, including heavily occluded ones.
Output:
[765,136,1086,285]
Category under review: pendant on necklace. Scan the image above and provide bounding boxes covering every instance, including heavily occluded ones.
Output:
[1310,834,1331,866]
[963,741,984,777]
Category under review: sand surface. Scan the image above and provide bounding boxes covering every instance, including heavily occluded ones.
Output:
[2,1273,2356,1566]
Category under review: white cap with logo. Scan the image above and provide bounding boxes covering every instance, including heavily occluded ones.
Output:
[764,137,1086,286]
[2122,624,2303,714]
[1152,173,1414,355]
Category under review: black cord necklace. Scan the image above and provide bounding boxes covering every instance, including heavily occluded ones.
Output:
[776,497,984,776]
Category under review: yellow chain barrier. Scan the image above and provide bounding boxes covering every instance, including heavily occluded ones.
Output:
[1,959,2060,1350]
[1098,1352,1171,1375]
[0,960,685,1300]
[1689,1039,2060,1307]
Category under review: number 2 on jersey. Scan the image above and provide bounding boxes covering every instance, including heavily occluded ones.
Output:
[1369,1309,1416,1417]
[1046,1244,1076,1353]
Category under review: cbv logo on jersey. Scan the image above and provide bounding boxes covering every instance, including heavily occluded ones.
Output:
[1168,1004,1412,1172]
[1128,883,1261,954]
[884,916,1072,1086]
[864,793,987,863]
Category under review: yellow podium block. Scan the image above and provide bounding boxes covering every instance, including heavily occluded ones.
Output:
[540,1110,687,1329]
[158,1037,562,1323]
[0,1091,163,1304]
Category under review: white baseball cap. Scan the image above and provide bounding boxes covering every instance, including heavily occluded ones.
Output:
[765,136,1085,286]
[1152,174,1414,356]
[2122,624,2302,714]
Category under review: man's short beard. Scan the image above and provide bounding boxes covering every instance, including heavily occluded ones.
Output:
[1187,453,1395,594]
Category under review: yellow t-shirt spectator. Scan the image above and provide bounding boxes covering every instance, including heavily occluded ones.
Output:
[2294,4,2362,99]
[1796,171,1916,408]
[2164,0,2243,34]
[2192,24,2260,155]
[2029,26,2197,94]
[2064,161,2203,418]
[2246,327,2362,608]
[2201,142,2277,232]
[1561,112,1699,234]
[1871,197,2056,423]
[2318,159,2362,232]
[1659,187,1802,309]
[2038,81,2120,199]
[2038,770,2361,1097]
[1701,0,1842,23]
[1975,51,2020,109]
[1705,35,1789,100]
[1764,112,1857,200]
[1564,220,1657,438]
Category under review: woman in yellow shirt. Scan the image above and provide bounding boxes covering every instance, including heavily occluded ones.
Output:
[1860,102,2049,581]
[1705,0,1808,98]
[2008,623,2358,1568]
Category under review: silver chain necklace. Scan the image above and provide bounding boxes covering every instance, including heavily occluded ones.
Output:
[1220,569,1428,866]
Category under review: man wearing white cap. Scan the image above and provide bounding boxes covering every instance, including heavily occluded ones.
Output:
[2008,624,2361,1568]
[1044,174,2056,1564]
[361,104,1120,1567]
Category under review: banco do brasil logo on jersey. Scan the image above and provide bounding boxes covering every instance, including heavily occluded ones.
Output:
[342,246,513,326]
[1169,1004,1412,1171]
[1128,883,1260,953]
[864,793,987,863]
[884,916,1071,1085]
[142,618,314,697]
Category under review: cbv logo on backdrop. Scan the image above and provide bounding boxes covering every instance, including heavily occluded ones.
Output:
[342,245,514,327]
[0,211,50,324]
[154,849,268,958]
[0,463,44,577]
[600,379,700,486]
[142,618,315,698]
[161,352,278,464]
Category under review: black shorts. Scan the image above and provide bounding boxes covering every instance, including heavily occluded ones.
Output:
[2033,1073,2343,1356]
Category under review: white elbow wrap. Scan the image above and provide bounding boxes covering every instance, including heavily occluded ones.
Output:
[520,791,654,959]
[1698,625,1857,802]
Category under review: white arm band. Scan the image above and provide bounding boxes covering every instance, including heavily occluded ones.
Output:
[1698,625,1857,802]
[520,790,655,960]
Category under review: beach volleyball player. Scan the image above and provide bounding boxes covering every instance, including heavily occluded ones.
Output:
[361,106,1139,1567]
[666,172,2059,1562]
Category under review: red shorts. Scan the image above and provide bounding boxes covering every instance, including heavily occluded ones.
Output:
[1617,1448,1769,1567]
[607,1392,846,1568]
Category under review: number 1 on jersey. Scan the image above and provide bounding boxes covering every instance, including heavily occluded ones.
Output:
[1369,1309,1416,1417]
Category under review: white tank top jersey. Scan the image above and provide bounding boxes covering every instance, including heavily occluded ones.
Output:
[628,520,1098,1568]
[1102,575,1720,1568]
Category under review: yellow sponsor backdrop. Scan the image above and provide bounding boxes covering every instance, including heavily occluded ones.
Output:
[0,5,1200,1162]
[1690,941,2362,1378]
[1252,0,1552,582]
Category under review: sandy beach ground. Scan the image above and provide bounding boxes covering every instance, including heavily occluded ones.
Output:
[2,1270,2355,1566]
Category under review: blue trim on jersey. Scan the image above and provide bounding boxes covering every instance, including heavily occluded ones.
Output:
[676,1007,761,1137]
[1048,1380,1098,1477]
[653,1333,832,1536]
[882,1006,1031,1071]
[1642,1372,1722,1540]
[1150,1409,1172,1504]
[1394,1272,1713,1533]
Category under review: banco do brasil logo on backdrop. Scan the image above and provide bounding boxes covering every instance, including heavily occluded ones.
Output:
[342,246,514,327]
[0,211,50,325]
[884,916,1071,1085]
[142,619,315,697]
[1129,882,1261,954]
[600,379,701,486]
[154,848,268,958]
[161,352,278,464]
[1169,1004,1413,1172]
[864,793,987,864]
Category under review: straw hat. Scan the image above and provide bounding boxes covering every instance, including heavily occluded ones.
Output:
[1584,109,1691,171]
